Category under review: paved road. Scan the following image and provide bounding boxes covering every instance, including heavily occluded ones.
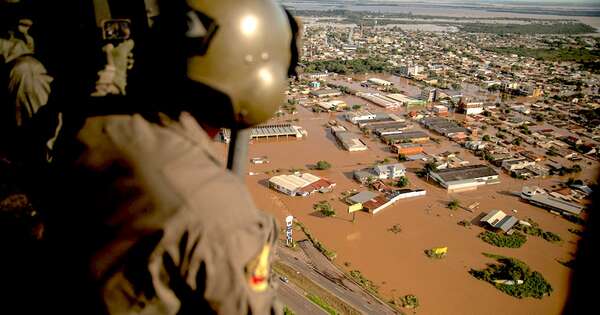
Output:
[276,242,399,315]
[276,279,327,315]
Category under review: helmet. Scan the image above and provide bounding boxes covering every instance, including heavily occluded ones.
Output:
[182,0,298,128]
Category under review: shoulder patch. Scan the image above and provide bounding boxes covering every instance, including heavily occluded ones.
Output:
[246,244,271,292]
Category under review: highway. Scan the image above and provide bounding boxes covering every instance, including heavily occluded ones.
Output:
[276,278,328,315]
[275,241,399,315]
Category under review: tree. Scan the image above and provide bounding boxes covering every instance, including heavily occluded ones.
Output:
[352,104,362,110]
[314,201,335,217]
[396,176,409,188]
[512,138,523,146]
[482,135,491,142]
[447,199,460,210]
[398,154,407,162]
[315,160,331,170]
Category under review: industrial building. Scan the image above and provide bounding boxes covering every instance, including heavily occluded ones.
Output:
[429,165,500,192]
[356,92,401,109]
[310,88,342,98]
[393,143,424,156]
[269,173,336,197]
[357,113,403,128]
[365,121,410,136]
[221,124,305,143]
[345,110,377,124]
[382,130,430,144]
[334,130,368,152]
[521,186,584,216]
[480,210,519,233]
[318,100,347,111]
[421,117,469,140]
[386,93,427,107]
[367,78,393,86]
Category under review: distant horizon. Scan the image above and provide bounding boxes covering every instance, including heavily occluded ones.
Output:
[281,0,600,7]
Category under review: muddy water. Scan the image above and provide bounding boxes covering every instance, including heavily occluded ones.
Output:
[213,104,593,315]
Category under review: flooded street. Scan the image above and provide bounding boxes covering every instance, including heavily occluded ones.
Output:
[209,102,595,315]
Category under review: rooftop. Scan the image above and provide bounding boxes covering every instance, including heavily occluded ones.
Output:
[432,165,498,182]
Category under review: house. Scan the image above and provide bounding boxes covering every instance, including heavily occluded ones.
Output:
[374,163,406,179]
[433,105,448,117]
[347,191,379,205]
[429,165,500,192]
[466,140,487,150]
[501,158,536,171]
[353,169,376,184]
[269,173,336,196]
[480,210,519,233]
[463,102,485,115]
[364,189,427,214]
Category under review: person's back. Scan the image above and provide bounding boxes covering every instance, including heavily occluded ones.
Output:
[47,112,280,314]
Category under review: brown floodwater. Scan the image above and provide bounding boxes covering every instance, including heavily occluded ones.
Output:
[212,103,596,315]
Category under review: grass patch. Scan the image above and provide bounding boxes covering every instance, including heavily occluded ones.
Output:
[295,221,337,260]
[273,262,360,315]
[349,270,379,295]
[307,294,339,315]
[283,306,295,315]
[479,231,527,248]
[471,253,553,299]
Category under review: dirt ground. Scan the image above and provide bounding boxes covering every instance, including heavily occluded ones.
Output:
[213,101,596,315]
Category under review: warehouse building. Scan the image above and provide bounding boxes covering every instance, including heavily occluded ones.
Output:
[429,165,500,192]
[310,88,342,98]
[269,173,336,197]
[382,130,430,144]
[356,92,401,109]
[334,131,368,152]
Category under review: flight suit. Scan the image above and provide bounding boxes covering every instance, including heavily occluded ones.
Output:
[49,112,281,315]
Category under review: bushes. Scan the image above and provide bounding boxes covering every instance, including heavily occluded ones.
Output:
[514,220,562,243]
[399,295,419,309]
[447,199,460,210]
[349,270,379,295]
[315,160,332,170]
[314,201,335,217]
[388,224,402,234]
[458,220,472,228]
[395,176,409,188]
[295,221,337,260]
[470,253,553,299]
[479,231,527,248]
